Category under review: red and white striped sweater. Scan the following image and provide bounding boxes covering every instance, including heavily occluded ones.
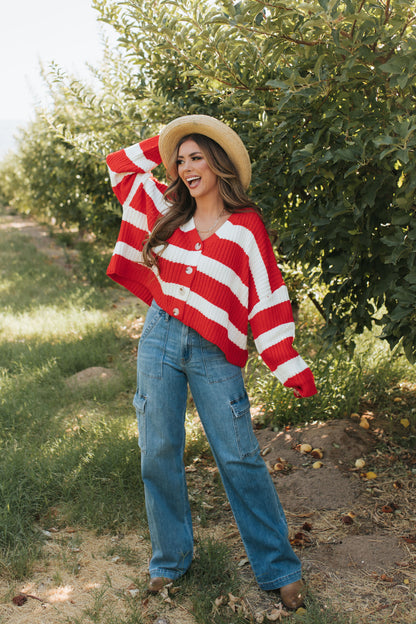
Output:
[106,135,317,397]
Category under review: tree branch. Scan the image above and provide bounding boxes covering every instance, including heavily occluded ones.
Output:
[384,0,391,25]
[308,292,327,321]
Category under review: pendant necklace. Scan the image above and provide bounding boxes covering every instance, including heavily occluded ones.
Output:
[194,210,225,234]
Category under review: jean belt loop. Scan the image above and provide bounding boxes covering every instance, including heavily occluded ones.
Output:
[159,306,169,322]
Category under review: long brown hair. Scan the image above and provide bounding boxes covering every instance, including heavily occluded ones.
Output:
[142,133,262,268]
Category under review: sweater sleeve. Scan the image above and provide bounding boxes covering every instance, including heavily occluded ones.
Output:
[106,134,169,257]
[106,135,163,206]
[105,135,168,300]
[248,221,317,398]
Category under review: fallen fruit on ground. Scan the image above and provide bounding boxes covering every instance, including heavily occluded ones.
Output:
[311,448,323,459]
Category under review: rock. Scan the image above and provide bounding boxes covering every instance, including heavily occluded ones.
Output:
[65,367,121,390]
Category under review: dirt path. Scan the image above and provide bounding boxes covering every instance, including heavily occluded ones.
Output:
[0,209,79,272]
[1,211,415,624]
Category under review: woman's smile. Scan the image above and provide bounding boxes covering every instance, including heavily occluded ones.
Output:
[186,175,201,189]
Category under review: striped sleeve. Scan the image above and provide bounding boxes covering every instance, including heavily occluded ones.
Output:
[248,222,317,397]
[106,134,168,254]
[106,135,163,206]
[106,135,168,301]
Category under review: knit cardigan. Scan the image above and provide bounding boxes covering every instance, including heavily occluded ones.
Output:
[106,135,317,397]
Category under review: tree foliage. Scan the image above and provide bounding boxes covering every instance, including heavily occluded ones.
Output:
[1,0,415,360]
[0,114,119,240]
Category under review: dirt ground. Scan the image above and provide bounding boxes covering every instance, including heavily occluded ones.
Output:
[1,211,415,624]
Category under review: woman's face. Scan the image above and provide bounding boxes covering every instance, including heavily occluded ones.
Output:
[176,139,219,202]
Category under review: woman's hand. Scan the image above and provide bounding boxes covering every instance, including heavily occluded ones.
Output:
[284,368,317,398]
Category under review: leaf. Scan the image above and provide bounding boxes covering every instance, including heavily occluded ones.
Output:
[365,471,377,480]
[402,535,416,544]
[267,603,289,620]
[227,592,243,613]
[381,503,398,513]
[290,532,312,547]
[379,574,394,582]
[400,418,410,428]
[379,56,405,75]
[266,79,289,89]
[373,135,395,147]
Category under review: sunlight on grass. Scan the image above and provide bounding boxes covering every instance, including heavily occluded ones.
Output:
[0,276,14,294]
[1,304,110,341]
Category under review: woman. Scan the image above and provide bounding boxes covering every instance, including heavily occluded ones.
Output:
[106,115,317,609]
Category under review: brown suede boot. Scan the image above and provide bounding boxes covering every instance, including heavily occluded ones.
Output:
[279,580,306,609]
[148,577,171,593]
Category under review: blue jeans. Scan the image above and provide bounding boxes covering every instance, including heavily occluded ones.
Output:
[133,300,301,590]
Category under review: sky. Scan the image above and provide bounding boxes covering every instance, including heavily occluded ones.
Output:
[0,1,111,153]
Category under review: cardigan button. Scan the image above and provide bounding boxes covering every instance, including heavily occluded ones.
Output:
[173,308,180,316]
[195,242,202,251]
[185,266,193,274]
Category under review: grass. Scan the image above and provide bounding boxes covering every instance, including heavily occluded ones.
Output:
[292,599,358,624]
[0,223,146,578]
[180,538,243,624]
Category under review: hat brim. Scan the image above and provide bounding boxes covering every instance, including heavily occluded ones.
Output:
[159,114,251,189]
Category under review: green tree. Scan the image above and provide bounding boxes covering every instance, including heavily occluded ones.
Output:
[0,108,120,242]
[93,0,416,360]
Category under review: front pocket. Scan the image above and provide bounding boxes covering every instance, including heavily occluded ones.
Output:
[230,393,259,459]
[202,340,241,384]
[140,307,164,342]
[137,309,167,380]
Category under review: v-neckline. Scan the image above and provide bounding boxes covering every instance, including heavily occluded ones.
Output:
[191,214,231,242]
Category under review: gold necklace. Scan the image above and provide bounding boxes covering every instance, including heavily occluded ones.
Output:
[194,211,225,234]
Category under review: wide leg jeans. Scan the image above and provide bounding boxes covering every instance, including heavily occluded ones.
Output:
[133,300,301,590]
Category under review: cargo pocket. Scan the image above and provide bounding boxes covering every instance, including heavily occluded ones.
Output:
[133,392,147,454]
[230,393,259,459]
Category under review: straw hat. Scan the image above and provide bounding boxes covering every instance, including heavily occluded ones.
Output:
[159,114,251,189]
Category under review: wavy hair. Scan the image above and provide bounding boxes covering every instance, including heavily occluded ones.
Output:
[142,133,262,268]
